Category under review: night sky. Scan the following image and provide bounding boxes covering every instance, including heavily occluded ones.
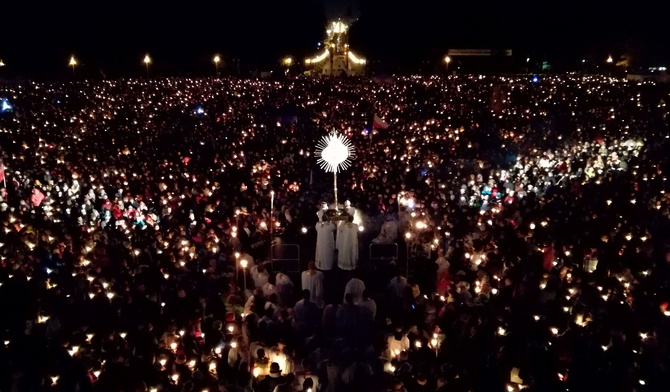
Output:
[0,0,668,78]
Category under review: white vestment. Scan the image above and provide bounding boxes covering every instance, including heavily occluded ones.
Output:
[435,256,450,275]
[301,269,325,308]
[336,222,359,270]
[315,221,336,270]
[373,220,398,244]
[250,265,269,288]
[344,278,365,304]
[385,333,410,359]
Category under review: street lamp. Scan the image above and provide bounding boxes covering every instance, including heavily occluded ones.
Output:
[69,55,77,78]
[270,191,275,239]
[526,57,530,74]
[213,54,221,75]
[143,54,152,78]
[444,56,451,74]
[234,251,240,280]
[605,56,614,76]
[240,258,248,292]
[269,190,275,268]
[282,57,293,75]
[0,59,5,67]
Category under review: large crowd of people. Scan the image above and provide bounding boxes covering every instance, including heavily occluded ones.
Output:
[0,74,669,392]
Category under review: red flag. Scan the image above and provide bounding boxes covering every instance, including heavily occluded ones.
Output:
[0,161,5,184]
[543,246,555,271]
[373,114,389,129]
[373,75,394,84]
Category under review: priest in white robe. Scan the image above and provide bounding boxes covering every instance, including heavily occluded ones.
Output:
[344,274,365,305]
[435,248,450,276]
[372,213,398,244]
[316,202,328,222]
[250,262,270,288]
[336,216,359,271]
[275,272,294,306]
[301,261,325,308]
[315,217,336,270]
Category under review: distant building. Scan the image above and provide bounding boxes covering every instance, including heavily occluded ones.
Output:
[304,20,366,77]
[626,67,669,83]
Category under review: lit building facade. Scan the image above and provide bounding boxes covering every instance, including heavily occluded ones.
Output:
[305,20,366,76]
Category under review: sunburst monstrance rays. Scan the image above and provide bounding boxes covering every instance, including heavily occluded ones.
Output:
[315,132,355,173]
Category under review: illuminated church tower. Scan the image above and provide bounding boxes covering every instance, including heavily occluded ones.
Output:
[304,20,366,76]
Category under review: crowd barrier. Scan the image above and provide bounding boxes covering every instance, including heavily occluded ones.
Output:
[369,243,399,271]
[270,243,301,274]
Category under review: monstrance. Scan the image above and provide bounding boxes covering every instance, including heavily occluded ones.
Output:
[315,131,355,218]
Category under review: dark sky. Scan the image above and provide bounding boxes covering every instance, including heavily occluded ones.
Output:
[0,0,667,78]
